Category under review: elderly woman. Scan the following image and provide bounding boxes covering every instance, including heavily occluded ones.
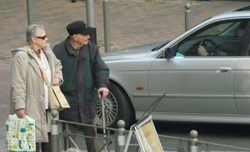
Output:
[11,24,63,152]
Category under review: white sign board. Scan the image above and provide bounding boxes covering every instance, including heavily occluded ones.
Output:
[134,115,164,152]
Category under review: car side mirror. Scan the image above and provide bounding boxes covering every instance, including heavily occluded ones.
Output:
[162,48,172,59]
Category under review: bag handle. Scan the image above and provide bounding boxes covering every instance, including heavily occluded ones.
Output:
[24,45,50,86]
[8,114,34,122]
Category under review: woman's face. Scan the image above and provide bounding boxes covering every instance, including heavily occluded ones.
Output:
[34,31,48,49]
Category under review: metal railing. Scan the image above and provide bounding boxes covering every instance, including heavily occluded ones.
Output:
[158,130,250,152]
[51,110,129,152]
[50,110,250,152]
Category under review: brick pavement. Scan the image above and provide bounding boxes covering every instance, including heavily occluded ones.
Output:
[0,0,249,151]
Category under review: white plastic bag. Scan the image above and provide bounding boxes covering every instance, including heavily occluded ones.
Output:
[6,114,36,152]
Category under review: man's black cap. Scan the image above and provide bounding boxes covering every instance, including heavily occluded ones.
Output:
[66,20,94,36]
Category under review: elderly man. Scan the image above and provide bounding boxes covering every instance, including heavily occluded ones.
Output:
[53,20,110,152]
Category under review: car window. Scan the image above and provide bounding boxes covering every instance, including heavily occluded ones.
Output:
[174,20,250,57]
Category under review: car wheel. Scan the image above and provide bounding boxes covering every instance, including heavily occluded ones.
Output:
[71,0,77,3]
[96,82,135,130]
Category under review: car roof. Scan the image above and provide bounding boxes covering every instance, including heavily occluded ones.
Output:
[211,5,250,20]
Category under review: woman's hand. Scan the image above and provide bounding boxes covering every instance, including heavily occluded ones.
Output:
[16,109,25,118]
[53,72,60,86]
[53,77,60,86]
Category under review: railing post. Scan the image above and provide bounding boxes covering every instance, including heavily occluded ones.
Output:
[189,130,199,152]
[185,3,191,31]
[116,120,126,152]
[51,110,59,152]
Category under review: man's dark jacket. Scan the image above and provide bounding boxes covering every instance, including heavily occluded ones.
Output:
[53,37,110,123]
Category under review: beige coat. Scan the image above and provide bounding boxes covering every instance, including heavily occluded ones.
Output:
[10,43,63,142]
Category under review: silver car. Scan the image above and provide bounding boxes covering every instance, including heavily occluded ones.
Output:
[96,5,250,129]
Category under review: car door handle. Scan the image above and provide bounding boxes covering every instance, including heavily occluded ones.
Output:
[217,67,232,73]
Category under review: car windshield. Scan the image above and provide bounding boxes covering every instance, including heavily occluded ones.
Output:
[174,19,250,57]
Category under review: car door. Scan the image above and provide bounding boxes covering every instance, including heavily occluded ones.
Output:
[233,21,250,114]
[234,57,250,114]
[148,19,250,114]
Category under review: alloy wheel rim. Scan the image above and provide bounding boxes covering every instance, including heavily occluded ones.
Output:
[96,92,118,126]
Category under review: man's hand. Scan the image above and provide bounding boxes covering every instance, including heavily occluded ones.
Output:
[16,109,25,118]
[217,50,227,56]
[198,46,208,56]
[98,87,109,100]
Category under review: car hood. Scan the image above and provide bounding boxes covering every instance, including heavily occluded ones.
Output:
[101,42,167,61]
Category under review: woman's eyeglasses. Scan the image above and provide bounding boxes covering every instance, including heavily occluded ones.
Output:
[36,35,47,40]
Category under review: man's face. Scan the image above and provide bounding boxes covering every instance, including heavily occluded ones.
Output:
[75,34,90,46]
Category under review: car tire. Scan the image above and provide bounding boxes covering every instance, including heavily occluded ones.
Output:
[96,82,135,130]
[71,0,77,3]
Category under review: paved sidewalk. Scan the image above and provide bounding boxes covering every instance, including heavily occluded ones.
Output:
[0,0,249,151]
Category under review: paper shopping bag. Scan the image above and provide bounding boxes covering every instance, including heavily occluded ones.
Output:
[6,114,36,152]
[49,85,70,111]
